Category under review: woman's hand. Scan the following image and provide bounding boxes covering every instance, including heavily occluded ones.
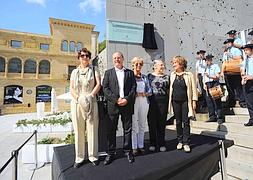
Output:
[192,101,197,110]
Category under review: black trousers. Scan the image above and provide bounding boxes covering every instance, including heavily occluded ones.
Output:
[225,74,245,106]
[172,100,190,145]
[107,108,132,155]
[205,81,223,120]
[244,80,253,122]
[148,95,168,147]
[197,74,207,108]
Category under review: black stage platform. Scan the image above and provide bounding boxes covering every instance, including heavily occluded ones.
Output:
[52,130,233,180]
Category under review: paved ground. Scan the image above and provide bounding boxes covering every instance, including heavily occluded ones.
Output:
[0,112,234,180]
[0,113,68,180]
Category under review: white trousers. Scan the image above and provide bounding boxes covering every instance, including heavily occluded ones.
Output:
[71,99,99,163]
[132,96,149,149]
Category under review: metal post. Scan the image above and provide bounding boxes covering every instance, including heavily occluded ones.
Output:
[11,150,18,180]
[29,130,44,170]
[219,140,228,180]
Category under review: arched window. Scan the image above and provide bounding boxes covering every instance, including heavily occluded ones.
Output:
[0,56,5,72]
[61,40,68,52]
[77,42,83,51]
[24,59,36,73]
[69,41,76,52]
[39,60,50,74]
[8,57,22,73]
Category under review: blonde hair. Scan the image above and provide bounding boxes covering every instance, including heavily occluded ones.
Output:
[171,55,187,70]
[131,57,144,70]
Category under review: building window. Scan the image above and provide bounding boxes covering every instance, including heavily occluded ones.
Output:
[11,40,22,48]
[68,66,76,80]
[40,43,49,51]
[77,42,83,51]
[69,41,76,52]
[8,58,22,73]
[39,60,50,74]
[61,40,68,52]
[0,56,5,72]
[24,59,36,73]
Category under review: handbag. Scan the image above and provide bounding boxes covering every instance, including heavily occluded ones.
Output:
[222,58,242,74]
[92,66,107,114]
[208,85,224,100]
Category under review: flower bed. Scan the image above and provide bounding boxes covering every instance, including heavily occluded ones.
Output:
[13,112,73,133]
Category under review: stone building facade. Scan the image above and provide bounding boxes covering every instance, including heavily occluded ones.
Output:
[0,18,99,114]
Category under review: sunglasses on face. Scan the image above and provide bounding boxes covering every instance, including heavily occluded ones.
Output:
[135,63,143,66]
[80,54,89,58]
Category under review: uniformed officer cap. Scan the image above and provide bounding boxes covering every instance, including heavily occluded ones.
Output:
[226,30,237,35]
[223,38,234,44]
[199,50,206,54]
[248,30,253,36]
[241,44,253,49]
[205,54,214,60]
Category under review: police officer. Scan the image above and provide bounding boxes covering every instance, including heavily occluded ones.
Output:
[203,54,223,124]
[195,50,207,112]
[241,44,253,126]
[221,39,246,108]
[226,30,244,48]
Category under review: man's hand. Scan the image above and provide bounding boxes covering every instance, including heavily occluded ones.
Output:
[117,98,128,106]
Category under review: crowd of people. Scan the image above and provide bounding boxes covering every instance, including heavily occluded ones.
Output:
[69,29,253,168]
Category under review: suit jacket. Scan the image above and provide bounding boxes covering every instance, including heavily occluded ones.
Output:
[102,67,136,115]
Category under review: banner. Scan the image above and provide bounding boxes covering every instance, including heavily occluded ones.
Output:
[36,85,52,102]
[4,85,23,104]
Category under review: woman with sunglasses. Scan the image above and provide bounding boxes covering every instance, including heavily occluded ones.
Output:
[70,48,101,168]
[147,59,170,152]
[131,57,152,155]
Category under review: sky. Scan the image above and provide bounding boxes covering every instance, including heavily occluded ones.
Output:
[0,0,106,42]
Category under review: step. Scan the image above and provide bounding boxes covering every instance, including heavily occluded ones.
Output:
[191,121,253,136]
[225,115,250,124]
[232,107,249,115]
[226,159,253,179]
[227,146,253,165]
[190,127,253,148]
[195,113,209,121]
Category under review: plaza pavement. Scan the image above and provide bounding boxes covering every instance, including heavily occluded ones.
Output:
[0,113,67,180]
[0,113,227,180]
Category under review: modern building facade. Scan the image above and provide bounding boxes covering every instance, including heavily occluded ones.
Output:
[0,18,99,114]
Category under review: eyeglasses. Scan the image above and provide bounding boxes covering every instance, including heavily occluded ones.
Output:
[80,54,89,58]
[135,63,143,66]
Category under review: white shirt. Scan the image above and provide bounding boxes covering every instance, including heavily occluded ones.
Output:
[115,67,125,98]
[196,59,206,75]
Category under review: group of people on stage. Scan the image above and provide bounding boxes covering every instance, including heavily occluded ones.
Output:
[196,29,253,126]
[69,28,253,168]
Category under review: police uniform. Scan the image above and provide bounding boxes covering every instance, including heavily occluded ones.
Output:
[195,50,207,110]
[241,44,253,126]
[223,39,246,107]
[226,30,244,48]
[203,55,223,123]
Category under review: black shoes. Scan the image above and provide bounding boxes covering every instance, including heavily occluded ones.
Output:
[206,118,217,122]
[126,152,135,163]
[244,121,253,127]
[104,154,114,165]
[239,103,247,108]
[73,161,84,168]
[217,119,225,124]
[91,160,99,166]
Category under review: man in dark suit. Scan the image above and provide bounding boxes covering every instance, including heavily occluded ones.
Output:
[102,51,136,165]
